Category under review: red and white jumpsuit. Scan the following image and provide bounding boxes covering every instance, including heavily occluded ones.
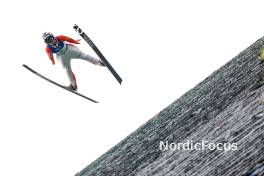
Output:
[45,35,102,90]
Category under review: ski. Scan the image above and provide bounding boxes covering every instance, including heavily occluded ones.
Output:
[23,64,98,103]
[73,24,122,84]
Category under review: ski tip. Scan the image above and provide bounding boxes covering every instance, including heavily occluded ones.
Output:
[73,24,78,29]
[22,64,30,70]
[73,24,83,34]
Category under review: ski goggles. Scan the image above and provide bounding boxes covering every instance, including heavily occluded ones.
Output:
[44,36,55,44]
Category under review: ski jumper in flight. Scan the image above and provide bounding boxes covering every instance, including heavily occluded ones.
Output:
[42,32,105,90]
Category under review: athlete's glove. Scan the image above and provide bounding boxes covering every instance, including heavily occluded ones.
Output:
[75,39,81,44]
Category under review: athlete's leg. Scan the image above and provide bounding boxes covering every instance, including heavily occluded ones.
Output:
[67,45,105,66]
[64,65,78,90]
[57,54,78,90]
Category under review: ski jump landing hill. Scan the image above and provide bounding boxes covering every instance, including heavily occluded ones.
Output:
[76,37,264,176]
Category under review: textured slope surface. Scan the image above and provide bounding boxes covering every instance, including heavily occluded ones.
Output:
[76,38,264,176]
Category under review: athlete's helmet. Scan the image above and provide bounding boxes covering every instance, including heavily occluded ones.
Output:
[42,32,55,44]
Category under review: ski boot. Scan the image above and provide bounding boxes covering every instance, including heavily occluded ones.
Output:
[67,84,78,91]
[97,60,105,67]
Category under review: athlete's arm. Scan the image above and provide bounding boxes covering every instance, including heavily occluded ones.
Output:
[57,35,80,44]
[45,47,55,65]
